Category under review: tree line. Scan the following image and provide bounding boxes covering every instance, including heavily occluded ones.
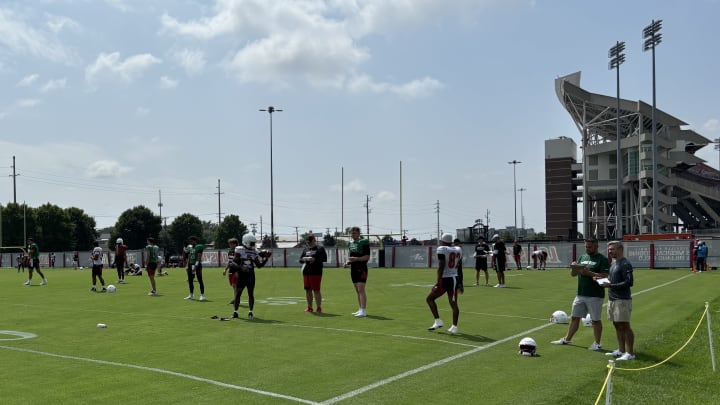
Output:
[0,203,251,254]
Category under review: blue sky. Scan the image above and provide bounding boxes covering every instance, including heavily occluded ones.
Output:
[1,0,718,240]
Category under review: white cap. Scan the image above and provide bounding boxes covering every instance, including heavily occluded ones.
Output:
[492,234,500,240]
[441,233,453,244]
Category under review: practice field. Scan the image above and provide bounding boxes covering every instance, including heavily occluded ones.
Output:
[1,266,719,404]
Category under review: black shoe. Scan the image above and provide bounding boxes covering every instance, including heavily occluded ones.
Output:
[248,311,254,320]
[232,312,239,319]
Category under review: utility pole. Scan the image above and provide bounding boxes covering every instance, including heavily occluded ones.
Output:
[10,156,19,204]
[215,179,224,226]
[364,195,372,236]
[518,188,527,238]
[250,223,257,236]
[158,190,164,228]
[435,200,440,245]
[295,226,299,243]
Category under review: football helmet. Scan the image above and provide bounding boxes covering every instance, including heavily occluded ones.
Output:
[582,314,593,327]
[550,310,569,324]
[116,238,123,244]
[518,337,537,356]
[242,234,257,246]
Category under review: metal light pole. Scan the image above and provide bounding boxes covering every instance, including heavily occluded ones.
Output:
[714,138,720,171]
[609,40,626,238]
[508,160,522,239]
[518,187,526,238]
[259,106,283,260]
[643,19,662,234]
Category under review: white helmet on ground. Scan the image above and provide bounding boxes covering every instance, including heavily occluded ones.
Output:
[242,234,257,246]
[582,314,593,327]
[518,337,537,356]
[551,310,569,324]
[116,238,123,244]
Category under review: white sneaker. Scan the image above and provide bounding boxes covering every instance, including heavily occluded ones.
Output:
[24,280,31,286]
[498,284,506,288]
[118,279,125,284]
[199,294,206,301]
[41,279,48,285]
[588,342,602,351]
[184,294,194,300]
[148,290,158,296]
[551,338,571,345]
[493,284,501,288]
[354,310,366,318]
[606,349,623,357]
[352,309,362,315]
[617,353,635,361]
[447,325,458,334]
[428,320,444,330]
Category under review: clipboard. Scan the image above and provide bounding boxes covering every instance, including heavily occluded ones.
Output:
[570,264,586,277]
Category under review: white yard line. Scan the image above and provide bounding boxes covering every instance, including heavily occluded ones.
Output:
[0,345,320,405]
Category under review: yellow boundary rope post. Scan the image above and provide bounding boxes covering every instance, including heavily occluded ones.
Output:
[605,360,615,405]
[706,302,716,372]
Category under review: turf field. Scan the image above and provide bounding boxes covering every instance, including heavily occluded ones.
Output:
[1,266,719,404]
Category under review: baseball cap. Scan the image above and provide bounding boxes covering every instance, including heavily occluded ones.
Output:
[492,234,500,240]
[441,233,453,244]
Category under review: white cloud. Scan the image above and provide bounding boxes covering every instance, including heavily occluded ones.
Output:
[161,0,445,97]
[86,160,131,178]
[159,76,178,89]
[41,78,67,93]
[347,75,443,98]
[172,48,206,76]
[376,191,396,201]
[105,0,134,13]
[85,52,162,84]
[332,178,366,192]
[17,98,41,108]
[0,8,78,64]
[16,74,40,87]
[46,14,81,34]
[703,119,720,133]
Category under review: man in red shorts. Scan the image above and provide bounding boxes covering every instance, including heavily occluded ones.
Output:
[300,234,327,314]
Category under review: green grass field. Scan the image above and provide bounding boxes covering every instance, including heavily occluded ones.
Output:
[1,266,719,404]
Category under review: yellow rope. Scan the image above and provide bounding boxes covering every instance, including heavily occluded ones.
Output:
[594,304,710,403]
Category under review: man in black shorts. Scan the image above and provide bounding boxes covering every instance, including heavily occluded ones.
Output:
[473,236,490,286]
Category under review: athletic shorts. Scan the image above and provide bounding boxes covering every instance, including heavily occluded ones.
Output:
[228,272,238,287]
[607,299,632,323]
[570,296,604,321]
[236,271,256,290]
[475,259,487,271]
[430,276,459,299]
[31,258,40,270]
[350,268,368,284]
[92,264,103,276]
[494,257,506,272]
[303,275,322,291]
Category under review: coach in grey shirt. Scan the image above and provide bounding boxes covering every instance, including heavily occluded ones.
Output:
[600,241,635,361]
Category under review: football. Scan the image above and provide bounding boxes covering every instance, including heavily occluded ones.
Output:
[107,285,117,293]
[259,250,272,258]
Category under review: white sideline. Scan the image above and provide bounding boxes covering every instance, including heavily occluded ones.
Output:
[0,345,320,405]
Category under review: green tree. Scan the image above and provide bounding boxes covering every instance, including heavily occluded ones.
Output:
[201,220,218,247]
[323,232,337,247]
[215,215,248,249]
[65,207,97,251]
[113,206,162,249]
[168,213,203,251]
[0,203,36,248]
[534,232,546,240]
[35,203,74,252]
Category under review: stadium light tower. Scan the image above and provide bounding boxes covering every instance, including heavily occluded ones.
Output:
[508,160,522,239]
[609,40,626,239]
[715,138,720,171]
[643,19,662,233]
[518,187,526,238]
[259,105,283,259]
